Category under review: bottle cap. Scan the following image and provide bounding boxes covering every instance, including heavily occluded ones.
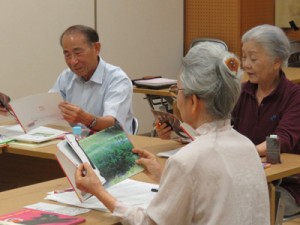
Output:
[270,134,278,139]
[72,126,82,135]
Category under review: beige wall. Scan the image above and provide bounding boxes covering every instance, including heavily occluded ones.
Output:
[0,0,94,98]
[97,0,184,133]
[0,0,184,133]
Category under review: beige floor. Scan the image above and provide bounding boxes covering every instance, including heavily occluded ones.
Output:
[284,218,300,224]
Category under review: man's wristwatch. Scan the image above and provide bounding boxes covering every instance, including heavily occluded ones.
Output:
[88,117,97,129]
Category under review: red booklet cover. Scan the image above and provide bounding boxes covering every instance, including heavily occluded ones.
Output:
[0,208,85,225]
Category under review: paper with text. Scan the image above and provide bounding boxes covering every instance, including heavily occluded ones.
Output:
[0,124,67,143]
[25,202,90,216]
[46,179,158,211]
[9,92,66,132]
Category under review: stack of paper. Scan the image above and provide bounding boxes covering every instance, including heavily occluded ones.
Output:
[0,124,67,144]
[134,78,177,89]
[46,179,158,211]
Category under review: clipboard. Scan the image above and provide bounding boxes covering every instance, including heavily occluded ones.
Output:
[132,76,177,89]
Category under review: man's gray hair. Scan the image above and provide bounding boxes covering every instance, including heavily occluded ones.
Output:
[60,25,99,46]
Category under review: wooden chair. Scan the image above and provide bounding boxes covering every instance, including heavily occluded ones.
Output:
[275,188,300,224]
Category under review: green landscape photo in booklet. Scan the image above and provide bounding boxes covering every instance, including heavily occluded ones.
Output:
[79,123,143,187]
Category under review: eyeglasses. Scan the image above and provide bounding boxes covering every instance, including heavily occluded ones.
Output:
[169,84,184,95]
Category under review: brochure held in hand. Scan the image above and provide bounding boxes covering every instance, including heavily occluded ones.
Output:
[0,92,68,144]
[56,122,144,202]
[8,92,67,133]
[151,109,197,142]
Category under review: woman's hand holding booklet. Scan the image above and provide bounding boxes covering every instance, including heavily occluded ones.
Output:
[151,109,198,142]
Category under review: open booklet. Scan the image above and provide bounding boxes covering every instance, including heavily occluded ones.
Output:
[151,110,198,142]
[0,124,67,144]
[8,92,67,133]
[56,122,144,202]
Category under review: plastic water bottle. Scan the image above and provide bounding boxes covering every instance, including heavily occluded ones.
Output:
[72,126,83,141]
[266,134,281,164]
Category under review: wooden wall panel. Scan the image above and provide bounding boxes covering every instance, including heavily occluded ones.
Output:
[239,0,274,56]
[185,0,240,55]
[185,0,300,57]
[285,29,300,41]
[240,0,274,35]
[240,0,300,50]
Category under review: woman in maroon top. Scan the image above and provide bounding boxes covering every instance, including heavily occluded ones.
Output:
[232,24,300,217]
[156,24,300,217]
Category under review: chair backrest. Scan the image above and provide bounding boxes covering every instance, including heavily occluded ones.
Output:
[132,117,139,135]
[288,40,300,67]
[275,188,300,224]
[189,38,228,51]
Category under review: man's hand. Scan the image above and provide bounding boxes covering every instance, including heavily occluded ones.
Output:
[59,102,87,124]
[0,93,11,116]
[0,107,9,116]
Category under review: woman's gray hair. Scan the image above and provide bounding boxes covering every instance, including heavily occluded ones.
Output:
[242,24,290,65]
[180,42,242,120]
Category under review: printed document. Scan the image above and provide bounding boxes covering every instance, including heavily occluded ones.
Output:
[9,92,66,132]
[46,179,158,211]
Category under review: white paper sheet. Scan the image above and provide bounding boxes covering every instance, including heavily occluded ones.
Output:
[157,148,180,158]
[9,92,66,132]
[46,179,158,211]
[25,202,90,216]
[0,124,67,143]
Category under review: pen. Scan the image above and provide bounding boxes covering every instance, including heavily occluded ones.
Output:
[151,188,159,192]
[153,122,162,130]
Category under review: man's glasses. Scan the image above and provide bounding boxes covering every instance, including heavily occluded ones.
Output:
[169,84,184,96]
